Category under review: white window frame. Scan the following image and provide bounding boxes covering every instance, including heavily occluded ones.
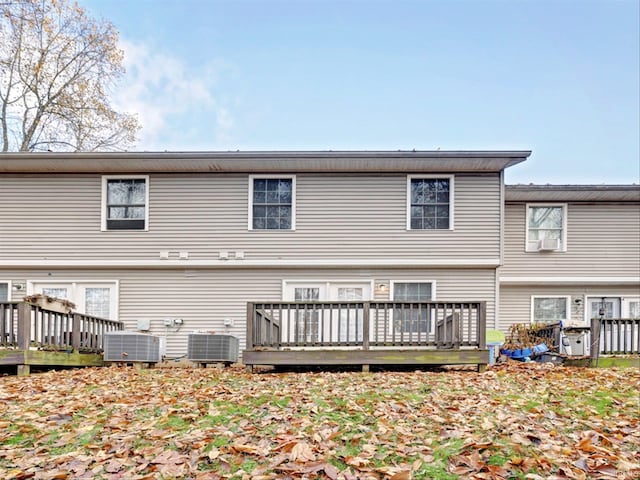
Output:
[390,280,437,301]
[0,281,11,301]
[27,280,119,320]
[101,175,150,232]
[530,295,570,324]
[406,175,454,231]
[248,175,296,231]
[525,203,567,252]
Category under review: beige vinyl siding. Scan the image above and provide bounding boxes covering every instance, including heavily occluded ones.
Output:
[500,285,640,332]
[502,202,640,276]
[0,173,501,262]
[3,267,496,358]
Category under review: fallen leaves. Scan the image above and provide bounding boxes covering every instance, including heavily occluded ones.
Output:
[0,362,638,479]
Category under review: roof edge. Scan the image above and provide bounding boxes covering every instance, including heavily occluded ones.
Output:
[505,184,640,202]
[0,150,531,174]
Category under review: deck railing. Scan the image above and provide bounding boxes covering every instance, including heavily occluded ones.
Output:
[590,318,640,359]
[533,322,562,350]
[247,301,486,351]
[0,301,124,352]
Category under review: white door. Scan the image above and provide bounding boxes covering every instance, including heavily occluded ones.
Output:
[587,297,621,320]
[283,281,371,344]
[31,282,117,319]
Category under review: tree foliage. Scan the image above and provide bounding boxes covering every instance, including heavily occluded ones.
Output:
[0,0,139,152]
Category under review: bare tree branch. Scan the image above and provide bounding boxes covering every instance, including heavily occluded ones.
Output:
[0,0,139,152]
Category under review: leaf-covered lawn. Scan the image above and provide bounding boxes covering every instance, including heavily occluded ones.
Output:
[0,363,638,480]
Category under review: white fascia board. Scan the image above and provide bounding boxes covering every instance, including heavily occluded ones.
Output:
[500,276,640,285]
[0,258,501,269]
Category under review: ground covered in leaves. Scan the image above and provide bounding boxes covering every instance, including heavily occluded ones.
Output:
[0,363,638,480]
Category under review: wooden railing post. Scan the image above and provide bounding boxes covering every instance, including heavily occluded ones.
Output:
[72,313,82,351]
[590,317,601,364]
[246,303,254,351]
[478,302,486,349]
[362,302,370,351]
[17,302,32,351]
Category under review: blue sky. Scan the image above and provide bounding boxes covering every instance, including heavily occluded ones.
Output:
[80,0,639,184]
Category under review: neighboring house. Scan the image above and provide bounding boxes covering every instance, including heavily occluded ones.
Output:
[499,185,640,331]
[0,152,638,360]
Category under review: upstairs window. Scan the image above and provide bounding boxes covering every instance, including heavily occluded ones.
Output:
[0,282,8,302]
[102,176,149,231]
[407,176,453,230]
[526,204,566,251]
[249,176,295,230]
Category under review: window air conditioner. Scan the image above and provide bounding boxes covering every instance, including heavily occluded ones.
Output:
[187,334,239,364]
[104,332,161,363]
[537,238,560,251]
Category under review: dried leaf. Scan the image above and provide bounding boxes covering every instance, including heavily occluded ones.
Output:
[289,442,315,463]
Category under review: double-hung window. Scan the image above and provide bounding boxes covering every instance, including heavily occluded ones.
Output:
[393,281,435,334]
[249,176,295,230]
[526,204,566,251]
[407,176,453,230]
[102,176,149,231]
[531,296,570,324]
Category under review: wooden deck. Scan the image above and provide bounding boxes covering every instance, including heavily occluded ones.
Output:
[243,301,489,371]
[0,302,123,375]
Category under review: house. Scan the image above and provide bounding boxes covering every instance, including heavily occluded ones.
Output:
[0,151,638,369]
[499,184,640,339]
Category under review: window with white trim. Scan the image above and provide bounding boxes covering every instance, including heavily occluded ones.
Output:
[531,296,569,323]
[102,176,149,231]
[526,204,566,251]
[407,176,453,230]
[393,282,434,333]
[0,282,9,302]
[249,176,295,230]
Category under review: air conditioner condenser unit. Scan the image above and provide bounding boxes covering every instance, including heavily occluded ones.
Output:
[187,334,239,364]
[104,332,161,363]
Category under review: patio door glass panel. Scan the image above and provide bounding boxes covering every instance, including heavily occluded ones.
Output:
[84,287,111,319]
[622,297,640,319]
[329,284,370,343]
[294,287,320,343]
[40,286,70,299]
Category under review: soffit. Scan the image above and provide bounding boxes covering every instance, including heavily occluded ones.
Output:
[0,150,530,173]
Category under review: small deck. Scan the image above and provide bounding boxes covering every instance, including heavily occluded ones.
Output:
[1,302,123,375]
[243,301,489,371]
